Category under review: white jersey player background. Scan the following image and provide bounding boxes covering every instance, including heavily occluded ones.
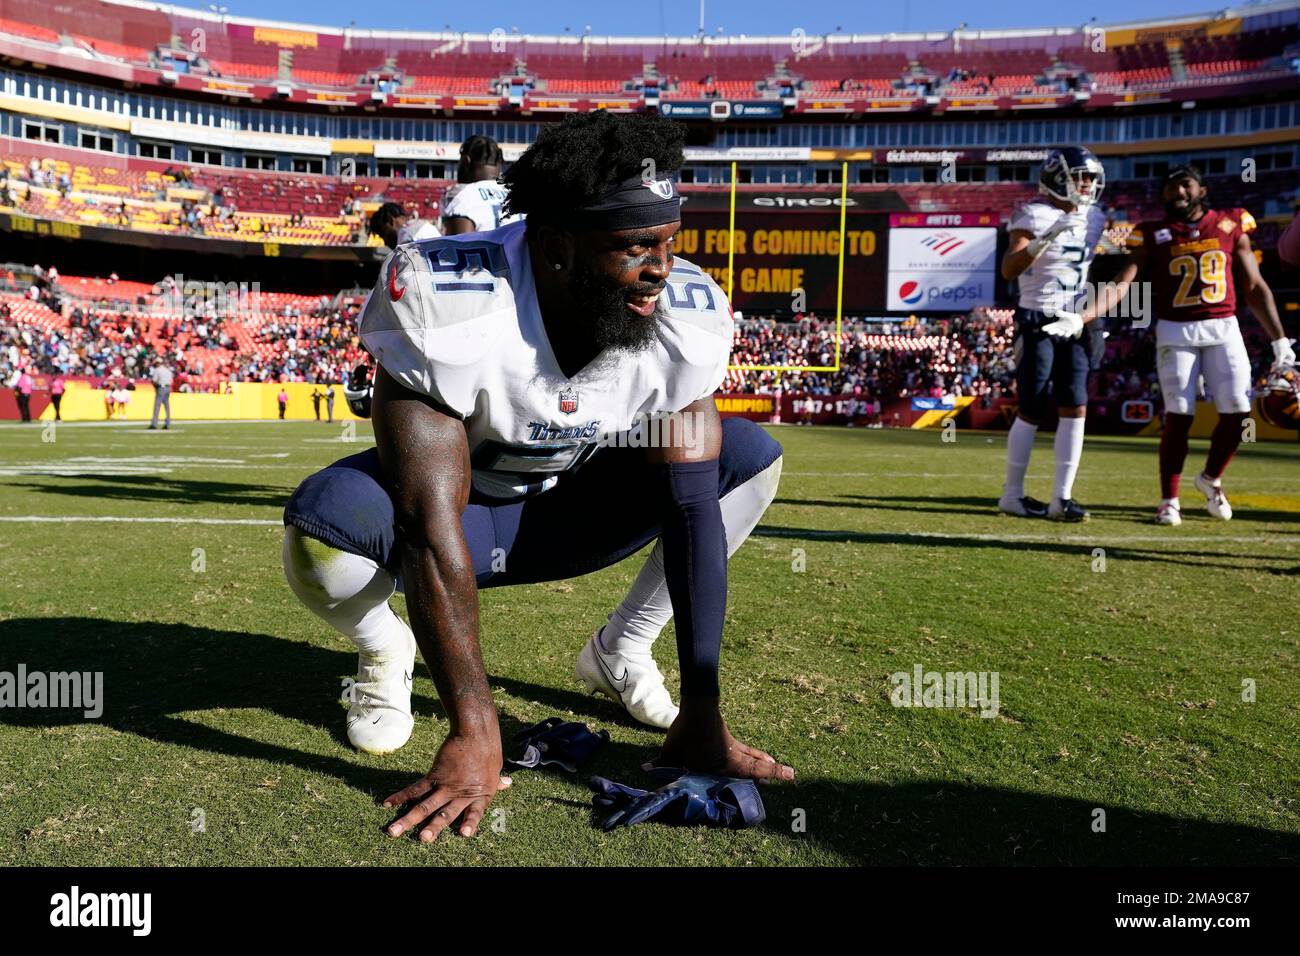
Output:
[997,145,1108,525]
[360,218,732,501]
[441,180,522,233]
[395,217,441,244]
[1009,199,1108,314]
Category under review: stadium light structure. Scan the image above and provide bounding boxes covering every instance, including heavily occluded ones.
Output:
[726,161,847,376]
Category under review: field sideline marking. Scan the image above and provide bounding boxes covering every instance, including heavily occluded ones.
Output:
[0,419,338,429]
[0,514,1294,547]
[755,527,1297,545]
[0,515,282,526]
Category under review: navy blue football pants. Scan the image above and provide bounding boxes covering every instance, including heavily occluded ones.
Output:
[284,417,783,591]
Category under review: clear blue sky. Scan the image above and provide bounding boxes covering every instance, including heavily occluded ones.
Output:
[204,0,1232,36]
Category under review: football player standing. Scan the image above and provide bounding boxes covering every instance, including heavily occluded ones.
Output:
[1089,166,1294,524]
[998,147,1109,522]
[440,134,521,235]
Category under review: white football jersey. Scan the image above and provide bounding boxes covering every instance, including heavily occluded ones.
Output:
[441,180,521,233]
[360,219,732,501]
[1009,200,1107,313]
[396,218,441,243]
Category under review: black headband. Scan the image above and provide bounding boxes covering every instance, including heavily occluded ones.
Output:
[1165,165,1204,186]
[571,174,681,230]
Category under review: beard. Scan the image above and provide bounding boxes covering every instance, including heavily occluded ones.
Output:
[1164,197,1202,221]
[567,260,663,354]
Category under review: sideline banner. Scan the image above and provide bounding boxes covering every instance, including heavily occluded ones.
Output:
[21,381,365,422]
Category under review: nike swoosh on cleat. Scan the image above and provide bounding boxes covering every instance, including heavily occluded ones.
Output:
[595,651,629,694]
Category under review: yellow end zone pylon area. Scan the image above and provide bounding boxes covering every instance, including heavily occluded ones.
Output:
[725,160,847,376]
[910,398,976,429]
[37,380,367,422]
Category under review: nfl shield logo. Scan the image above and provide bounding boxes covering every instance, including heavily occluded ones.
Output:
[558,387,578,415]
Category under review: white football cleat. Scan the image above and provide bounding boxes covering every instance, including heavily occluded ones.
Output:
[1155,500,1182,526]
[576,627,679,730]
[998,494,1049,518]
[347,621,416,755]
[1048,497,1090,522]
[1193,472,1233,520]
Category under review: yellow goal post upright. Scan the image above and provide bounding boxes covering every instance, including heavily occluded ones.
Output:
[725,160,847,376]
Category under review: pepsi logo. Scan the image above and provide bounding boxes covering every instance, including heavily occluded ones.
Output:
[898,281,924,305]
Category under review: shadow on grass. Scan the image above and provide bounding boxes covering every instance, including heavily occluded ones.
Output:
[7,474,294,509]
[753,524,1300,574]
[776,494,1300,527]
[759,777,1300,865]
[2,617,1296,865]
[1078,435,1300,462]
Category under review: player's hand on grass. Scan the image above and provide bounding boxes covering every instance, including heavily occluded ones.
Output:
[382,732,512,842]
[648,698,794,782]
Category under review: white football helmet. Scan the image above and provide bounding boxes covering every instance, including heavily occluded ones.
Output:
[1039,147,1106,208]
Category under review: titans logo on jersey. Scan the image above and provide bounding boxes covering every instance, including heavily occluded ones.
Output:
[360,220,732,501]
[1009,200,1108,314]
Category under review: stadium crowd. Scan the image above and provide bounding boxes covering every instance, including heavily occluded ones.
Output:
[1,271,367,396]
[725,310,1020,405]
[0,271,1282,416]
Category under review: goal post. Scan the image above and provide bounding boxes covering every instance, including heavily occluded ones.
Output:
[726,160,847,374]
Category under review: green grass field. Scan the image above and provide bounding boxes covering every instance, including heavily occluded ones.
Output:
[1,419,1297,866]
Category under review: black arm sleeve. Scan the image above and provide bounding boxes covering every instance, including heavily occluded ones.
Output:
[657,459,727,698]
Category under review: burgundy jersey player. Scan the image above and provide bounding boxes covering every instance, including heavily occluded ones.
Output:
[1090,166,1294,525]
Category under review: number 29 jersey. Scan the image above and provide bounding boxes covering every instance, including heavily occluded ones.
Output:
[1126,208,1255,322]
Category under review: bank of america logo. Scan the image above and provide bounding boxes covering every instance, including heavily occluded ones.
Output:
[921,232,965,256]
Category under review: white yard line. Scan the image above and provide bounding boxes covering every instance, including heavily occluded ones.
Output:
[0,441,358,451]
[0,514,1292,547]
[782,472,1300,485]
[0,419,313,429]
[0,515,282,526]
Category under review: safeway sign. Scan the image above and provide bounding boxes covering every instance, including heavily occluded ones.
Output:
[887,227,998,311]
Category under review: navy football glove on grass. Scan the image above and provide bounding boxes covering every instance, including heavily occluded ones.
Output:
[505,717,610,773]
[589,768,766,830]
